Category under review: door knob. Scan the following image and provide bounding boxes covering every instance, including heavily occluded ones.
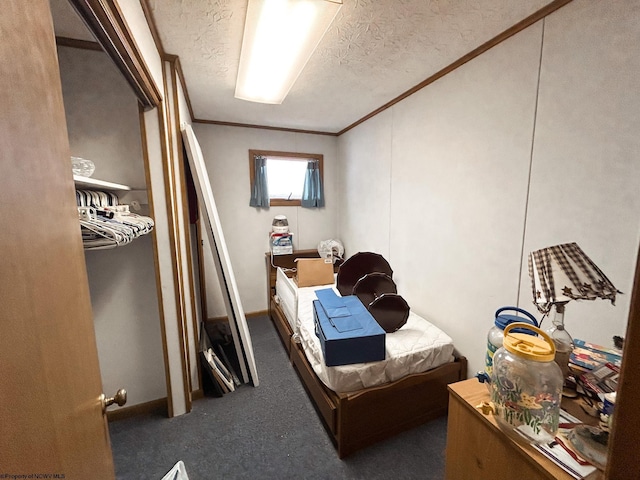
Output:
[100,388,127,413]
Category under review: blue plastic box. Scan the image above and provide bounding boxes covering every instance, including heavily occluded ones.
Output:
[313,289,386,366]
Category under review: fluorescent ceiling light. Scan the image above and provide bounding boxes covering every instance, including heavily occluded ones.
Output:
[235,0,342,104]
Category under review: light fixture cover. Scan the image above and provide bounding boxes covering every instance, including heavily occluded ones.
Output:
[528,242,620,313]
[235,0,342,104]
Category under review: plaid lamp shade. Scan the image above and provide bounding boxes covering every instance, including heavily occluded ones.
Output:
[528,242,620,314]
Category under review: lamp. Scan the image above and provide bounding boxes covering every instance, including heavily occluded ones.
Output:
[235,0,342,104]
[528,242,620,380]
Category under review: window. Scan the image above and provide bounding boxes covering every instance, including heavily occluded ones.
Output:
[265,157,308,201]
[249,149,324,207]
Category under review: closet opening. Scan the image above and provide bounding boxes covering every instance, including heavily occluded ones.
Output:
[50,0,174,419]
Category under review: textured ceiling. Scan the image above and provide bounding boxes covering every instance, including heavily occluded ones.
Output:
[51,0,555,133]
[149,0,553,133]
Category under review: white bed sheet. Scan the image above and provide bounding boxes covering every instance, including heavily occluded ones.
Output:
[275,268,456,393]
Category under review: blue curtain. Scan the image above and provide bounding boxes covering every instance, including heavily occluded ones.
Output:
[301,160,324,208]
[249,155,269,207]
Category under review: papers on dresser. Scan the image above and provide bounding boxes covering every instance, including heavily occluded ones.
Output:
[531,410,598,479]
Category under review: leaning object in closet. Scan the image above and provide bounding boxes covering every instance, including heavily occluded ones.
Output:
[181,123,259,387]
[200,326,236,395]
[76,189,154,250]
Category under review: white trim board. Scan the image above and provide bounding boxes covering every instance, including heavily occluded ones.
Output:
[181,123,259,387]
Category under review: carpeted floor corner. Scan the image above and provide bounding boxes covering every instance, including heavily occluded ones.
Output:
[108,316,449,480]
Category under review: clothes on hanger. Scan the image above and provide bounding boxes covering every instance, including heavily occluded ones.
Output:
[76,189,154,250]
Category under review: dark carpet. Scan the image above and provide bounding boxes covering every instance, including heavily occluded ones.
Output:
[109,316,448,479]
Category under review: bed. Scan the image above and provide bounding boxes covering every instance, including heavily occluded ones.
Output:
[265,250,468,458]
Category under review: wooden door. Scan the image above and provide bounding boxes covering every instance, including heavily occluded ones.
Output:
[0,1,115,478]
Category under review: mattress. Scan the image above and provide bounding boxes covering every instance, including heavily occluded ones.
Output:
[275,267,456,393]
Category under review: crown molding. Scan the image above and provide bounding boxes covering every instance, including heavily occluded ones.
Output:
[337,0,573,136]
[193,118,337,137]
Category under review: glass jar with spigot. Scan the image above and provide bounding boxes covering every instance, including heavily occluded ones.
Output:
[491,322,564,443]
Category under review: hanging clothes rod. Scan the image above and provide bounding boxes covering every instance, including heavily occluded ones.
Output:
[76,188,154,250]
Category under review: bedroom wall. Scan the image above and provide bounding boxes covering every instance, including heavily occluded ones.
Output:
[58,46,166,406]
[337,0,640,376]
[192,123,339,317]
[516,0,640,350]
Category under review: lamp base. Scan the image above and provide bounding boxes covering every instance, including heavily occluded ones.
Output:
[554,345,572,379]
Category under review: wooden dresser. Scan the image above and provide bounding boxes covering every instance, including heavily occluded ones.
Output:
[445,379,603,480]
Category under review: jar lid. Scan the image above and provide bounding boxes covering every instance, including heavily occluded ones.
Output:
[272,215,288,226]
[494,307,538,331]
[502,322,555,362]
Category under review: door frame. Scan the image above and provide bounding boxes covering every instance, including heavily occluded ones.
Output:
[67,0,195,417]
[69,0,161,110]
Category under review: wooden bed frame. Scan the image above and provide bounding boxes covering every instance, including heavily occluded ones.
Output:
[265,250,468,458]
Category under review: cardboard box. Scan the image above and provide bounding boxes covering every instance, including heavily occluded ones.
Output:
[313,288,385,366]
[296,257,334,287]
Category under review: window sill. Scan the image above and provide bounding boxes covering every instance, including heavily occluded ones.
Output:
[270,199,301,207]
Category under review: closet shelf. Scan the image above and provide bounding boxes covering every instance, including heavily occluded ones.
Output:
[74,175,131,191]
[75,176,154,251]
